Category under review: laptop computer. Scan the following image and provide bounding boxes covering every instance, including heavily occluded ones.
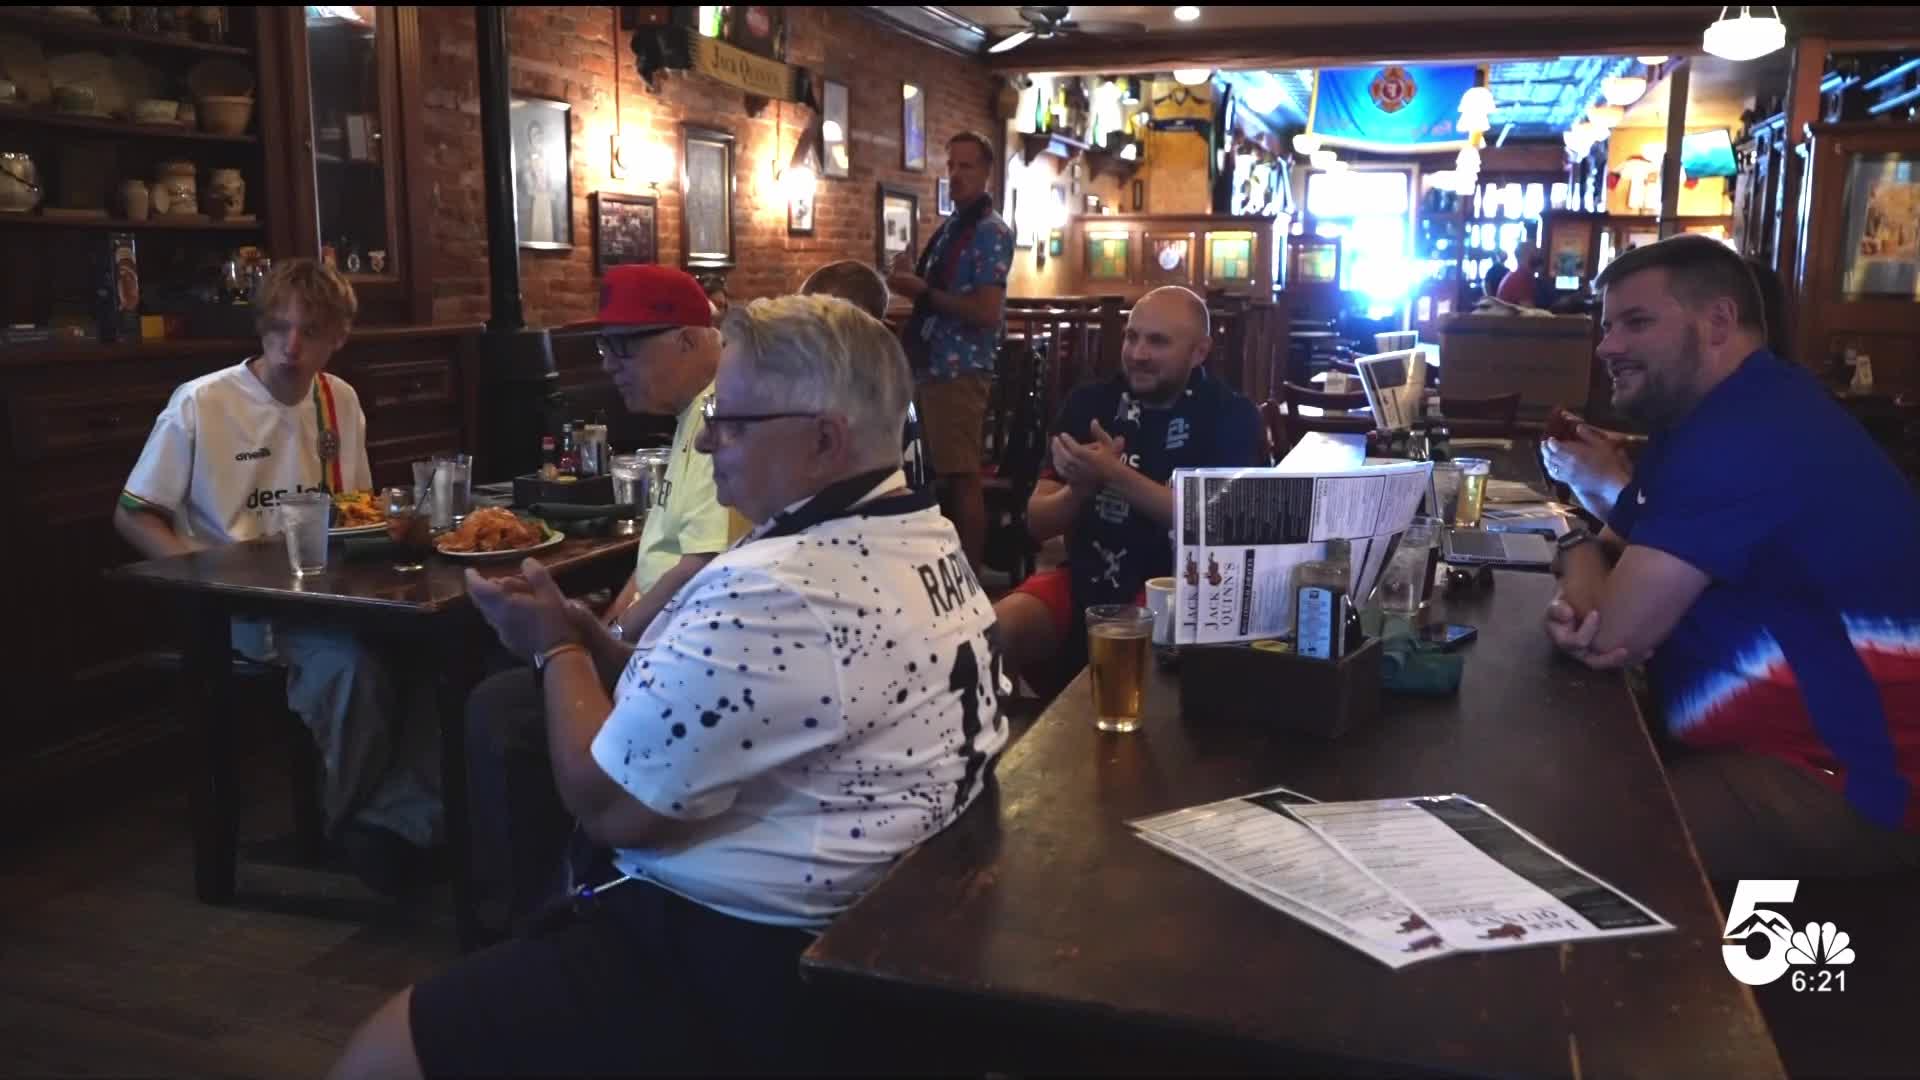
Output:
[1441,527,1556,569]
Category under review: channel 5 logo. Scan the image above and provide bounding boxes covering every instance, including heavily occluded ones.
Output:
[1722,879,1855,991]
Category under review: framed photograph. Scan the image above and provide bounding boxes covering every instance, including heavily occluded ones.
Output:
[681,123,736,270]
[789,187,815,235]
[511,95,572,251]
[1145,231,1195,285]
[591,192,657,276]
[1085,229,1131,281]
[1048,231,1063,257]
[1839,152,1920,298]
[876,182,919,270]
[902,83,927,172]
[1206,230,1257,286]
[1132,178,1145,211]
[727,4,786,60]
[937,176,953,217]
[822,79,850,179]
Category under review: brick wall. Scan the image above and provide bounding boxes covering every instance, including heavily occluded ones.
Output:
[417,7,1001,327]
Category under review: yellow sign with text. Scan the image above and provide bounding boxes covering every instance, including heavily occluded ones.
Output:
[689,33,795,101]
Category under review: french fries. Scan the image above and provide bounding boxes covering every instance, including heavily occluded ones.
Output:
[331,490,385,527]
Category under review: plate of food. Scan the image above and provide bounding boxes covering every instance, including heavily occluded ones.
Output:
[329,489,387,536]
[434,506,563,559]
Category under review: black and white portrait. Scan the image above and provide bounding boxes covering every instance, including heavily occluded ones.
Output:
[512,96,572,250]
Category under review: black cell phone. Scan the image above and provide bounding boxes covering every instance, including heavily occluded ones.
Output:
[1417,622,1478,649]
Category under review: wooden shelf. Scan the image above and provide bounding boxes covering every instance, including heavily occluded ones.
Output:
[0,10,253,58]
[0,108,257,144]
[1020,131,1092,166]
[0,213,261,232]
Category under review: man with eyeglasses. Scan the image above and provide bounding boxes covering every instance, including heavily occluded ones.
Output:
[115,258,443,897]
[337,295,1008,1077]
[464,264,735,935]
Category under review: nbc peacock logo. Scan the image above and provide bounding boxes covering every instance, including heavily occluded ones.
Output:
[1721,881,1855,991]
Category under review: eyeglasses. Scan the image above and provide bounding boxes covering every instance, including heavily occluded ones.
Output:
[699,398,818,442]
[595,327,676,362]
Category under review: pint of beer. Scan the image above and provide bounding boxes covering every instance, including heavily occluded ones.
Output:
[1087,604,1154,732]
[1452,457,1491,527]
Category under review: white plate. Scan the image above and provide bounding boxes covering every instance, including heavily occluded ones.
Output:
[434,529,565,561]
[329,522,388,537]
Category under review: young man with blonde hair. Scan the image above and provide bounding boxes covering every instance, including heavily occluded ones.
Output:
[116,258,442,894]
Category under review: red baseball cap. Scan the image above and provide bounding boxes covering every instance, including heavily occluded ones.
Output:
[559,264,713,333]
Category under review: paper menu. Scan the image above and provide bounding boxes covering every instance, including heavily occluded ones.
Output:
[1130,788,1673,969]
[1172,462,1432,645]
[1289,797,1673,949]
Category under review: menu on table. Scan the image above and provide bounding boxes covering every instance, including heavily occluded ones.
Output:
[1131,789,1672,968]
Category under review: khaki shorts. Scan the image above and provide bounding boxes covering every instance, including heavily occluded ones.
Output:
[915,373,994,478]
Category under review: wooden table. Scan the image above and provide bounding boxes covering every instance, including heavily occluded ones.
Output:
[802,572,1783,1077]
[109,532,639,948]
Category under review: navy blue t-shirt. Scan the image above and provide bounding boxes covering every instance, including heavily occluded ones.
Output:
[1607,350,1920,830]
[1046,368,1266,665]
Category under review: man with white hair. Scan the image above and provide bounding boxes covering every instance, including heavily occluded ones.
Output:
[333,295,1009,1077]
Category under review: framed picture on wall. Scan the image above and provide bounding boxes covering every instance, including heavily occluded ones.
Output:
[1085,229,1131,281]
[822,79,850,179]
[902,83,927,172]
[1144,232,1195,285]
[681,123,736,270]
[789,187,815,235]
[591,192,657,276]
[1205,230,1256,286]
[1839,152,1920,298]
[937,177,953,216]
[877,182,919,271]
[510,95,572,251]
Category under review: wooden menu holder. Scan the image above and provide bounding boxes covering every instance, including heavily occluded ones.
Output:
[1177,636,1383,738]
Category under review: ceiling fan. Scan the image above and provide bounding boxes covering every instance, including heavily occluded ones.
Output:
[986,6,1148,54]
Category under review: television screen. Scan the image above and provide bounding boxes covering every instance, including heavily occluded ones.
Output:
[1681,129,1737,179]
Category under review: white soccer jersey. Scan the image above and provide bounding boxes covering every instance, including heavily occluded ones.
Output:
[121,360,372,544]
[592,472,1010,929]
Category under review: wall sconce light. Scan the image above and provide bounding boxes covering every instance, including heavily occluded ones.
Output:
[1173,68,1211,87]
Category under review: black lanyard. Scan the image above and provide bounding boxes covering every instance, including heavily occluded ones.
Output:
[749,468,935,544]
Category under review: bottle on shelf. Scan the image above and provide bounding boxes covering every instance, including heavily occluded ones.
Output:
[558,421,578,477]
[539,435,558,481]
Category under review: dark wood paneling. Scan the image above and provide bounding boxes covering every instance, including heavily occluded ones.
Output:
[0,325,481,792]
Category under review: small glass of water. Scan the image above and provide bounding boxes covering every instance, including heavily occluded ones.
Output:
[1378,515,1441,617]
[432,453,473,529]
[609,453,643,536]
[278,491,332,577]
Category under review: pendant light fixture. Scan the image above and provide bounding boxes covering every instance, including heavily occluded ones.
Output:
[1173,68,1211,87]
[1586,103,1627,129]
[1703,6,1787,62]
[1602,73,1648,107]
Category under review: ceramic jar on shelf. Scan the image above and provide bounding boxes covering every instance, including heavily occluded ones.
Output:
[152,160,196,217]
[203,167,243,219]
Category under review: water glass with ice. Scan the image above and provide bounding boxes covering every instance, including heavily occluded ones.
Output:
[278,491,332,577]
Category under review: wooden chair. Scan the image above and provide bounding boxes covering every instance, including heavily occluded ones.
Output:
[1258,399,1286,465]
[982,341,1050,582]
[1436,392,1522,439]
[1278,382,1371,454]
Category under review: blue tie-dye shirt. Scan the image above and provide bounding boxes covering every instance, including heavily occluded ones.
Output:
[1608,350,1920,831]
[912,203,1014,383]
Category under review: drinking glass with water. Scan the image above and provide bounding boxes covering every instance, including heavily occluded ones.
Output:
[277,491,332,577]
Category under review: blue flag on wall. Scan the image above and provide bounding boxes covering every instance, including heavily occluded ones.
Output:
[1311,65,1479,152]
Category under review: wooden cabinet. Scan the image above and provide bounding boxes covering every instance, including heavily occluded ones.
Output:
[262,5,432,324]
[1792,123,1920,395]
